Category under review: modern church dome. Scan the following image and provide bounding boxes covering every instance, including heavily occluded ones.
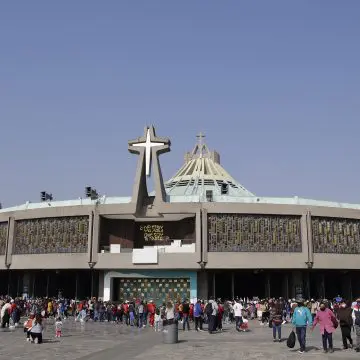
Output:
[165,133,255,198]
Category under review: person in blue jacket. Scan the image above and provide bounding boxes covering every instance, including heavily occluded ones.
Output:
[292,299,313,354]
[194,299,203,331]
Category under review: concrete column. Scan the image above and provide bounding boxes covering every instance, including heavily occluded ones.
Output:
[32,274,36,298]
[231,272,235,300]
[291,271,303,299]
[282,274,289,299]
[318,273,325,299]
[195,210,202,264]
[306,211,314,266]
[7,270,11,296]
[5,217,15,266]
[304,272,310,299]
[300,214,310,267]
[91,210,100,263]
[197,271,209,300]
[103,271,111,301]
[341,274,352,300]
[213,272,216,298]
[46,273,50,298]
[201,209,208,263]
[98,271,104,299]
[265,273,271,298]
[87,211,93,262]
[75,273,78,300]
[16,273,20,297]
[22,272,31,298]
[87,210,100,264]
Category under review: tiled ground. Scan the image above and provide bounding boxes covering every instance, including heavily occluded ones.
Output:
[0,319,359,360]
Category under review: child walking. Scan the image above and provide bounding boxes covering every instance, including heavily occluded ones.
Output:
[55,317,63,338]
[154,308,161,332]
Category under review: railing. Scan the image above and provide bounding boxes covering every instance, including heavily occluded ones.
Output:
[100,246,133,254]
[99,239,196,254]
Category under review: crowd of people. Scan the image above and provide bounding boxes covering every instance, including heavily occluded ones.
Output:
[1,294,360,354]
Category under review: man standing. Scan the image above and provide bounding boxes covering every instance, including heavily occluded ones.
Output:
[194,299,203,331]
[233,299,243,331]
[338,300,353,350]
[352,298,360,352]
[292,298,313,354]
[206,297,218,334]
[182,299,190,331]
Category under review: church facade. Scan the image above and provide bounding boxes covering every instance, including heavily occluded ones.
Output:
[1,126,360,302]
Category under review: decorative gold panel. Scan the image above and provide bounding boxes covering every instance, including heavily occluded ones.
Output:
[208,214,302,252]
[312,217,360,254]
[0,222,8,256]
[14,216,89,254]
[119,278,190,305]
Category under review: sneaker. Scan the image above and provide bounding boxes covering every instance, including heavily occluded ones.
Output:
[298,350,304,354]
[278,339,281,342]
[273,339,277,342]
[34,338,38,344]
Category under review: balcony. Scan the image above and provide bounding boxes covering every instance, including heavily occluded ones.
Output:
[97,239,198,269]
[100,239,195,255]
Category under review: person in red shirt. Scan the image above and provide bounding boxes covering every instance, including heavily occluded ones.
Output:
[189,303,194,322]
[24,313,35,341]
[147,301,156,327]
[182,299,191,331]
[122,301,129,325]
[217,301,224,331]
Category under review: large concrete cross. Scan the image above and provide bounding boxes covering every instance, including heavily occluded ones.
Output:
[128,126,171,211]
[130,128,165,176]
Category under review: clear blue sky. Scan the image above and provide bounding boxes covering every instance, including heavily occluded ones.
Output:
[1,1,359,207]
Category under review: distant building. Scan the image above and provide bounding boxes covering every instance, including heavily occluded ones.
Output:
[1,126,359,301]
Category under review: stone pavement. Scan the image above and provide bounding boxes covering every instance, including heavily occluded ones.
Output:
[1,319,360,360]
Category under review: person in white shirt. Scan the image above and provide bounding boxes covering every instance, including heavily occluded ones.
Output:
[206,298,218,334]
[1,300,11,328]
[233,300,243,331]
[154,308,162,332]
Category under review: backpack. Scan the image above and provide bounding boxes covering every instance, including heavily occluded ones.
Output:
[205,303,213,316]
[354,309,360,326]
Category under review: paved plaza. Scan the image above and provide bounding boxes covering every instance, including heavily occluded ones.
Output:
[1,319,360,360]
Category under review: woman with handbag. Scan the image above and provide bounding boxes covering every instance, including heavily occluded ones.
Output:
[311,302,338,353]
